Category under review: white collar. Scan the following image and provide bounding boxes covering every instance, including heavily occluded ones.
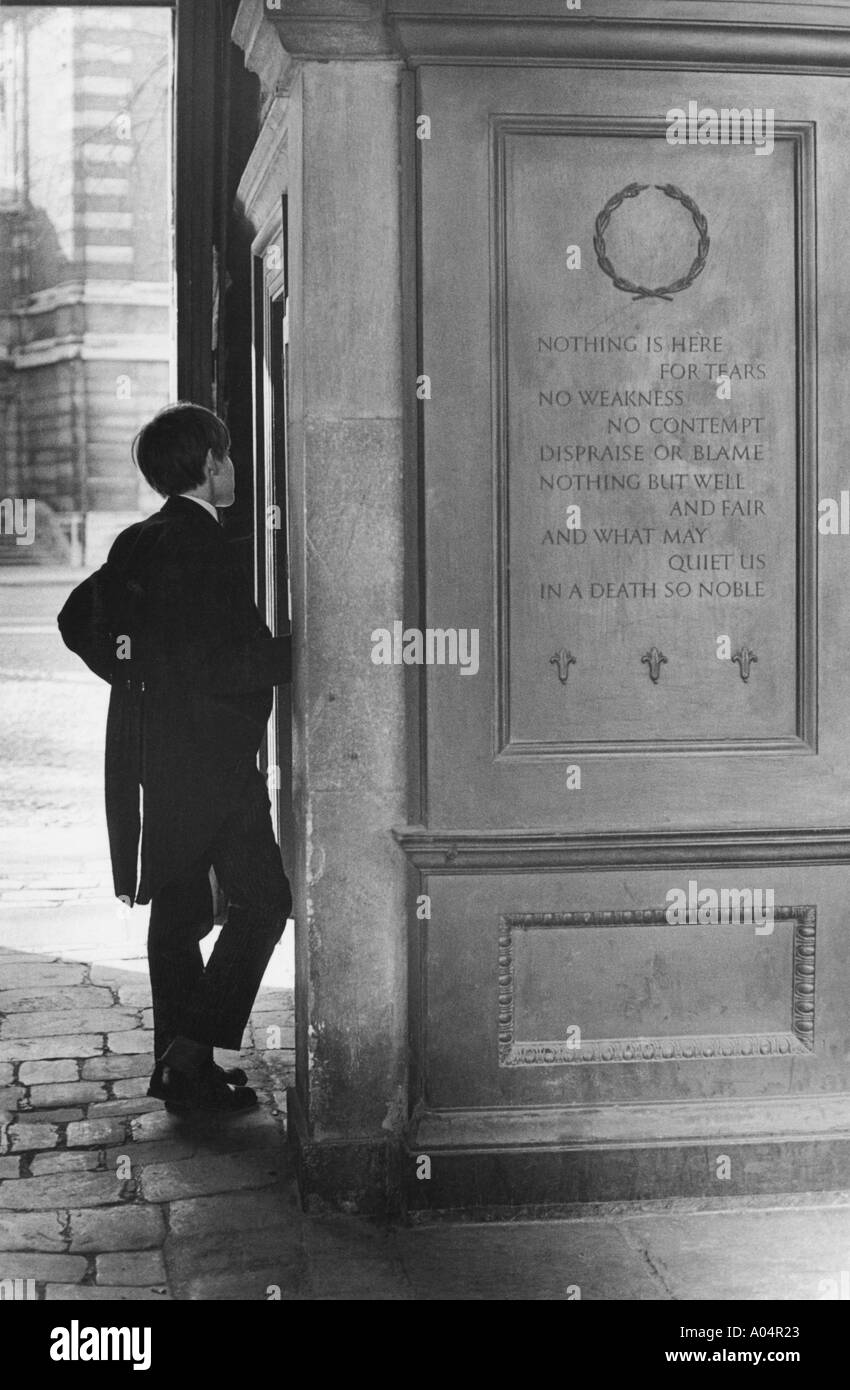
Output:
[180,494,220,524]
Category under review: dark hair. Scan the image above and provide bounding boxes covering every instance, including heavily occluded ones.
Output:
[132,403,230,497]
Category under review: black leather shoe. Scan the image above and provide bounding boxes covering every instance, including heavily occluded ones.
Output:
[148,1062,256,1112]
[148,1059,247,1096]
[157,1063,258,1114]
[216,1061,249,1087]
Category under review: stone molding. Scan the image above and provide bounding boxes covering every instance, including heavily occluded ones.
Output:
[497,905,815,1066]
[394,827,850,871]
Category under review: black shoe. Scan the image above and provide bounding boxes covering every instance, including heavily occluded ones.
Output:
[148,1062,257,1113]
[148,1059,247,1097]
[215,1061,249,1087]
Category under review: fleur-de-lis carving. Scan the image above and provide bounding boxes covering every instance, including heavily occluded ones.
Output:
[732,647,757,682]
[550,649,576,685]
[641,647,667,683]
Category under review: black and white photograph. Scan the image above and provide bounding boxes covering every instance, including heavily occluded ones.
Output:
[0,0,846,1342]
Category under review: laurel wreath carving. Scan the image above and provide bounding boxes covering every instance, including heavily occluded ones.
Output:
[593,182,710,302]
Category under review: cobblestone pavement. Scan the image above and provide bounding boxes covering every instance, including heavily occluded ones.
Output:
[0,931,304,1301]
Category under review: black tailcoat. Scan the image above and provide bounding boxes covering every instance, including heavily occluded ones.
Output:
[57,496,291,905]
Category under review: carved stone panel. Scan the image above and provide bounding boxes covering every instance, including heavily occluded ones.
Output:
[492,118,814,754]
[498,905,815,1066]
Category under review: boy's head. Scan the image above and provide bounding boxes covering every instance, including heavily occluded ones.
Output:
[132,403,234,505]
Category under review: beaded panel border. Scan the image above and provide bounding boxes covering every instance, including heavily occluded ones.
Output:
[497,906,816,1066]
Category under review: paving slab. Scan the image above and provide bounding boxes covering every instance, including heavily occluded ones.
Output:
[617,1206,850,1302]
[4,1122,61,1152]
[0,1210,66,1251]
[112,1077,150,1100]
[18,1060,79,1085]
[82,1054,153,1081]
[29,1152,102,1177]
[0,1157,21,1177]
[18,1109,84,1123]
[69,1204,167,1253]
[96,1249,167,1286]
[139,1150,284,1203]
[27,1081,108,1109]
[116,984,152,1007]
[46,1283,171,1300]
[107,1031,154,1054]
[89,965,149,985]
[0,1034,104,1062]
[167,1186,296,1238]
[0,1172,130,1210]
[395,1221,667,1301]
[0,1252,88,1282]
[0,986,114,1012]
[0,1008,139,1039]
[66,1119,127,1148]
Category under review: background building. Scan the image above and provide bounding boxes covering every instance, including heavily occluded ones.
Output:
[0,4,172,566]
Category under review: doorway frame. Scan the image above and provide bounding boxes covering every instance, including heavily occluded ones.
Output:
[250,199,294,853]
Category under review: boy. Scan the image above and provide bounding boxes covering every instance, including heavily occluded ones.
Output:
[58,403,292,1113]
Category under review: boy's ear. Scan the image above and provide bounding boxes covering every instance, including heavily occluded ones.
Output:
[204,449,217,477]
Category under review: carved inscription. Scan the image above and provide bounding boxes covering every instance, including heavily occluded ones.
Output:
[498,129,806,745]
